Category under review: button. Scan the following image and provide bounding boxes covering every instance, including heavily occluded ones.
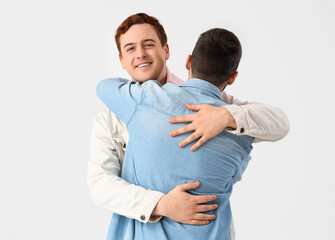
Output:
[240,128,245,133]
[140,215,146,221]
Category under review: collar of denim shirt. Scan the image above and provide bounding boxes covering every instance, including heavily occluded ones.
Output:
[179,78,223,101]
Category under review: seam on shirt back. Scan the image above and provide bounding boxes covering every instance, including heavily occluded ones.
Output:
[141,102,181,118]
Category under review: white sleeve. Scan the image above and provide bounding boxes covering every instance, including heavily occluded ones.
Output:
[87,110,164,223]
[222,92,290,142]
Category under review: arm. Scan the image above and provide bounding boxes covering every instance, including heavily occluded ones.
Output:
[169,92,289,150]
[87,110,164,223]
[222,92,290,143]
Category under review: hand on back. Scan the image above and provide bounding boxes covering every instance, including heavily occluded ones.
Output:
[169,104,237,151]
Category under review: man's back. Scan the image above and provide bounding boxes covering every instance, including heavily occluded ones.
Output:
[97,78,253,240]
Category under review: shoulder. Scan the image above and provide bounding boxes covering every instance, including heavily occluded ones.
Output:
[94,108,129,137]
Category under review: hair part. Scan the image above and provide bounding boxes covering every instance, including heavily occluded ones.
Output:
[115,13,168,54]
[191,28,242,87]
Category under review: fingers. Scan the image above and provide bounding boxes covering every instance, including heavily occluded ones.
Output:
[194,213,217,221]
[185,103,204,111]
[195,204,218,213]
[190,136,209,151]
[178,131,201,147]
[177,181,200,191]
[188,220,210,225]
[169,113,195,124]
[169,124,195,137]
[187,213,217,225]
[193,195,217,204]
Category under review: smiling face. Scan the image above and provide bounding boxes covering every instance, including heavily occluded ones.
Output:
[119,23,170,84]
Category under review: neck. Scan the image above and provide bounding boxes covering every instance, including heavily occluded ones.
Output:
[157,67,168,85]
[189,71,227,91]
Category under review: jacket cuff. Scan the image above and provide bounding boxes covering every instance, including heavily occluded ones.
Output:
[224,105,248,135]
[137,190,165,223]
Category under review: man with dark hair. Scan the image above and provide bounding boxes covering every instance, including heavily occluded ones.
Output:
[96,27,255,239]
[191,28,242,87]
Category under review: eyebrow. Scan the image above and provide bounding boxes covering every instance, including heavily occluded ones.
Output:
[123,42,135,49]
[123,39,156,49]
[143,39,156,43]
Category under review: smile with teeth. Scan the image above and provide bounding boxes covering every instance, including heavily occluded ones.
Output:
[137,62,152,68]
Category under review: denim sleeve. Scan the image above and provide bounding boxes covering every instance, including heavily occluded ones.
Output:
[96,78,143,125]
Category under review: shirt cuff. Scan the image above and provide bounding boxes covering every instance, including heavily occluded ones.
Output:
[137,190,165,223]
[224,105,248,135]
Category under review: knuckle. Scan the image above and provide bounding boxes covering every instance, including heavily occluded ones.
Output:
[208,131,215,137]
[203,205,210,211]
[197,112,204,118]
[190,134,197,141]
[194,132,201,139]
[202,136,209,142]
[198,120,205,125]
[183,126,190,133]
[190,206,196,212]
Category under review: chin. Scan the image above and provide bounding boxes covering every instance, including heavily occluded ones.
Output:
[137,75,156,83]
[135,77,150,83]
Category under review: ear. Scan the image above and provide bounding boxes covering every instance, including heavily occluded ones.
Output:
[227,71,238,85]
[119,53,126,69]
[163,43,170,60]
[185,54,192,70]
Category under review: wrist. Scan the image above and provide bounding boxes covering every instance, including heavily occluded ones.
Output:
[151,195,167,217]
[222,107,237,130]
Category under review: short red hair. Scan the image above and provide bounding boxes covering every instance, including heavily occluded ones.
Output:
[115,13,168,54]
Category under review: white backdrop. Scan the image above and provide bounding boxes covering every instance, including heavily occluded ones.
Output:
[0,0,334,239]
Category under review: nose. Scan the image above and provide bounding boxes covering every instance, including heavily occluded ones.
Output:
[136,46,147,59]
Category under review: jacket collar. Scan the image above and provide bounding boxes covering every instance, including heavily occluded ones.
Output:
[179,78,223,100]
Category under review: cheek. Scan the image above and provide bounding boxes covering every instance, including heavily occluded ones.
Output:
[124,57,134,68]
[155,52,167,63]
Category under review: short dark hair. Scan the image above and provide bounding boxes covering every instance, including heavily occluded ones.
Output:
[191,28,242,87]
[115,13,168,54]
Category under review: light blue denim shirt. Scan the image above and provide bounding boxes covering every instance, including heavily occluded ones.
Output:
[97,78,253,240]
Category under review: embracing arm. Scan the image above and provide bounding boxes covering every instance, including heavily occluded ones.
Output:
[222,92,290,143]
[87,110,164,223]
[169,92,289,150]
